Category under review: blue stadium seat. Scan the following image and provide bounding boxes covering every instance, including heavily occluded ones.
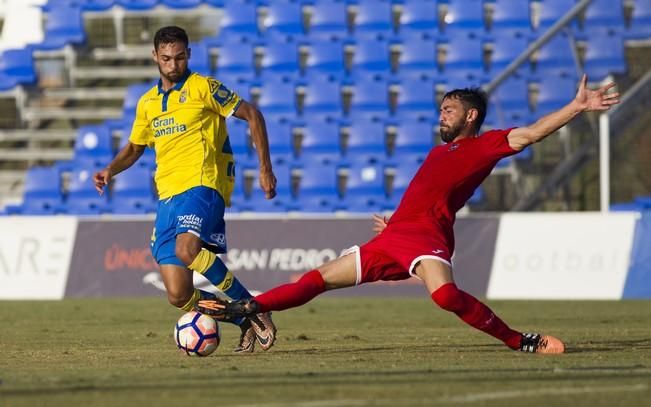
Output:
[490,76,531,127]
[260,42,300,73]
[116,0,158,10]
[488,31,530,75]
[296,120,341,164]
[240,162,292,212]
[341,161,386,212]
[490,0,532,36]
[161,0,202,9]
[442,0,485,39]
[214,42,256,76]
[305,39,346,74]
[395,77,437,122]
[65,167,110,215]
[580,0,625,36]
[391,120,435,163]
[110,167,156,214]
[189,42,211,76]
[33,4,85,50]
[534,32,578,78]
[537,0,576,33]
[343,119,387,164]
[264,0,305,36]
[73,124,114,168]
[399,0,439,35]
[610,202,645,212]
[534,75,576,118]
[10,167,64,215]
[627,0,651,40]
[0,49,36,85]
[301,73,343,122]
[353,0,394,39]
[218,2,260,43]
[292,161,340,212]
[81,0,116,11]
[348,76,390,122]
[583,31,627,81]
[264,120,295,164]
[634,196,651,209]
[0,72,18,91]
[308,1,348,41]
[440,34,484,72]
[256,78,297,120]
[349,37,391,74]
[227,119,251,157]
[438,69,485,93]
[398,36,437,76]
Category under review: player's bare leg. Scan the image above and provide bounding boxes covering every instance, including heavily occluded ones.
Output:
[197,253,358,318]
[414,259,564,354]
[159,264,196,310]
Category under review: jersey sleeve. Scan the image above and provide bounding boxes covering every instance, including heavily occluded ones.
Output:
[200,76,242,118]
[128,96,153,146]
[479,128,519,159]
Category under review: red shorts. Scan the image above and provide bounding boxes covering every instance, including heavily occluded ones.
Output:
[342,226,453,285]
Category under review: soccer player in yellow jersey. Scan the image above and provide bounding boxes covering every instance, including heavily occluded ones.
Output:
[93,26,277,353]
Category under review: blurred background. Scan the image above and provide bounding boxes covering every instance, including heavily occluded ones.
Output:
[0,0,648,215]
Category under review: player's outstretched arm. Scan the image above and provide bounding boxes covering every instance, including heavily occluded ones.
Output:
[93,142,145,195]
[507,74,620,151]
[234,101,277,199]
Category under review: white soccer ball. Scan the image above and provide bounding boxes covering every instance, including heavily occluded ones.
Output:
[174,311,220,356]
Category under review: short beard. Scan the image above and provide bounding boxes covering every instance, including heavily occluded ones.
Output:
[157,65,182,84]
[440,123,463,143]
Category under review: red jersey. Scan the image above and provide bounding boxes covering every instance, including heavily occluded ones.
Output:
[386,128,518,251]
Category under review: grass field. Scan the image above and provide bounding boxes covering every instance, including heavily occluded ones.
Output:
[1,298,650,406]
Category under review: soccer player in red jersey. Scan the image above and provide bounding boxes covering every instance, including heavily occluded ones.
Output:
[198,75,619,354]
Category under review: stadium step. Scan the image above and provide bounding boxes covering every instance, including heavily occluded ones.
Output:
[43,87,127,101]
[22,107,122,121]
[0,129,77,142]
[92,46,152,61]
[71,66,159,80]
[0,148,73,161]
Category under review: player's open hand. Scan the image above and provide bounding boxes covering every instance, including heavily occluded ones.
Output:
[259,169,277,199]
[574,74,620,112]
[372,214,389,234]
[93,168,111,196]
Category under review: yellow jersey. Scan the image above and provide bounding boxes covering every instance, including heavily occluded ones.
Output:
[129,70,241,205]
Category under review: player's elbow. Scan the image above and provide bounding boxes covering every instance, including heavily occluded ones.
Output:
[235,101,265,125]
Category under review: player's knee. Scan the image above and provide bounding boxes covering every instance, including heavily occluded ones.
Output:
[167,288,193,309]
[431,283,465,312]
[175,245,199,267]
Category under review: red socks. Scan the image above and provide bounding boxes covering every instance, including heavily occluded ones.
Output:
[432,283,522,350]
[254,270,326,313]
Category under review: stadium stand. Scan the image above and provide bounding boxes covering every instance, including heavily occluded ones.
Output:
[1,0,650,214]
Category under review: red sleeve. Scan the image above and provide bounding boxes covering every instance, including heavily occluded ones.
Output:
[479,128,519,159]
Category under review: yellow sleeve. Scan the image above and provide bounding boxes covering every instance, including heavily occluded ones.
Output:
[128,96,153,146]
[201,76,242,118]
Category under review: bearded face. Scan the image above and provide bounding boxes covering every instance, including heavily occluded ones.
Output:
[439,114,466,143]
[153,41,189,85]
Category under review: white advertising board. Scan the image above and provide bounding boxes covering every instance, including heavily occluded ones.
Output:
[0,216,77,299]
[487,213,638,299]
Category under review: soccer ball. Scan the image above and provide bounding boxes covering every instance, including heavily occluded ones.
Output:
[174,311,220,356]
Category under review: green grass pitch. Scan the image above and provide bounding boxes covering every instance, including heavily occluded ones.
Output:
[1,298,650,406]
